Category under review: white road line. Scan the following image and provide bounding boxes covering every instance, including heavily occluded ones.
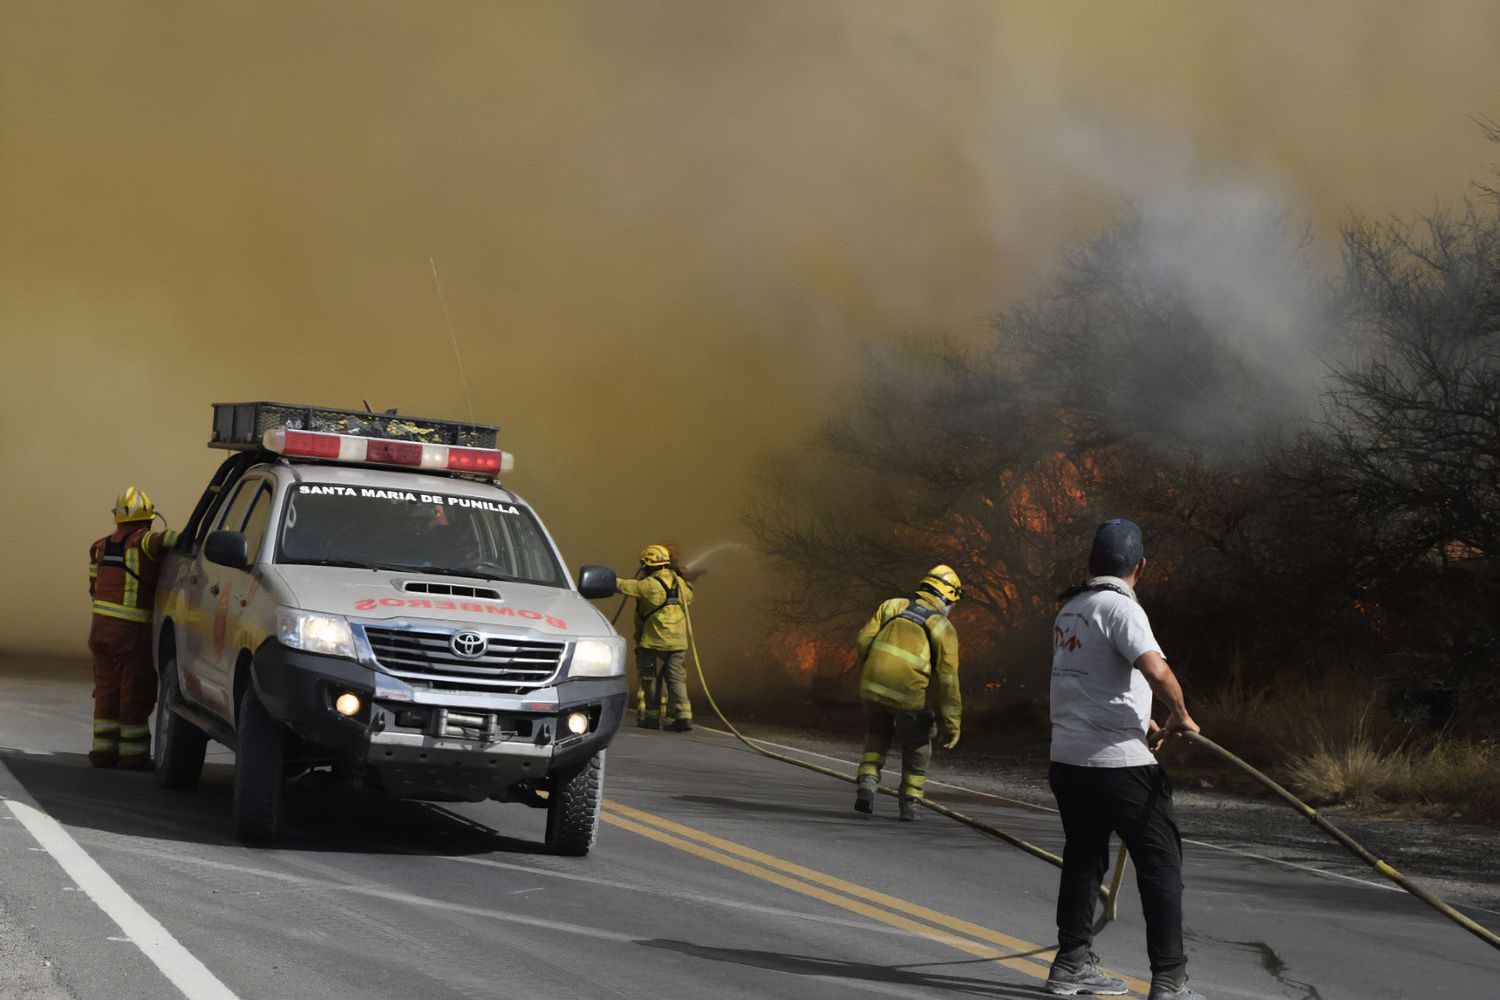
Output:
[3,798,240,1000]
[1182,837,1400,892]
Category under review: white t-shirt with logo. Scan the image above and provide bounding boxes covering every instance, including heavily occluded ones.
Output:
[1049,578,1163,768]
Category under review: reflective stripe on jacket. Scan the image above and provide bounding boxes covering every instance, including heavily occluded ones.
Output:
[89,525,178,623]
[855,594,961,734]
[617,568,693,651]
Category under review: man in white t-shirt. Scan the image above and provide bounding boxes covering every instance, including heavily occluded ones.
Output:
[1044,519,1206,1000]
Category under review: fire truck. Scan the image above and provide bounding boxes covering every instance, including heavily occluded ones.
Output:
[151,403,626,852]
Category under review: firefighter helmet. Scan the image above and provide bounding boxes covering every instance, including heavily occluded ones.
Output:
[919,564,962,604]
[639,544,672,568]
[112,487,156,524]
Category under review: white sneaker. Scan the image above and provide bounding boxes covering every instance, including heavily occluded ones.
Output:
[1147,975,1208,1000]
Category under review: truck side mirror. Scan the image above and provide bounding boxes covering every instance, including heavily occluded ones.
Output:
[204,530,250,571]
[576,565,617,600]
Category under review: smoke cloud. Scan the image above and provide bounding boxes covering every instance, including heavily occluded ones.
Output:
[2,1,1497,670]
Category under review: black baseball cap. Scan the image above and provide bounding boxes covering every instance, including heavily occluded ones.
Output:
[1089,518,1144,577]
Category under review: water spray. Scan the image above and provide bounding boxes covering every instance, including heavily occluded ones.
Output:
[612,541,748,628]
[682,540,750,573]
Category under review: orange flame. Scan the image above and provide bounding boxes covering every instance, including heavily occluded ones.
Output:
[771,629,856,677]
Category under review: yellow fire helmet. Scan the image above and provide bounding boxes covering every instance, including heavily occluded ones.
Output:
[919,564,962,604]
[639,544,672,568]
[112,486,157,524]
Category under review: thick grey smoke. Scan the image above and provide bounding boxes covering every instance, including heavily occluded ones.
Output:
[1002,117,1339,455]
[2,1,1497,665]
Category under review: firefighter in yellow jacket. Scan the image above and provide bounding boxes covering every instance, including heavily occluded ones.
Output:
[617,544,695,731]
[87,487,178,768]
[854,565,962,821]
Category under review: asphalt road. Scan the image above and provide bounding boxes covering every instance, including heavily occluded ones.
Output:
[1,657,1496,1000]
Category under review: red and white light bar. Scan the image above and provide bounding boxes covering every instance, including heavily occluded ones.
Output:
[262,427,514,477]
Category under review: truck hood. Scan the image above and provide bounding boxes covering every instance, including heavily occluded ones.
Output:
[267,565,605,636]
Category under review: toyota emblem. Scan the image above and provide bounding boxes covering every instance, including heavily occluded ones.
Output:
[451,631,486,658]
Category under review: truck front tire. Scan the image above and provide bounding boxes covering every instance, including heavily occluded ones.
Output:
[232,685,287,844]
[154,656,208,789]
[545,751,604,857]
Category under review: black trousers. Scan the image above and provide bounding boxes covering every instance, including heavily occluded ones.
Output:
[1049,762,1186,978]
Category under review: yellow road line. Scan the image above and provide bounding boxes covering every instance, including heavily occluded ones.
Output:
[602,799,1149,995]
[600,811,1059,982]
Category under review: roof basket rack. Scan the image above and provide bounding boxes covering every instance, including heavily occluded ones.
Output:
[210,402,498,452]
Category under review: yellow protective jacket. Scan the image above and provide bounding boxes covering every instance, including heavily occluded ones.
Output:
[856,593,961,736]
[618,568,693,651]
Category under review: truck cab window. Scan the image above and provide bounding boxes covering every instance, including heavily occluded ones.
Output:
[215,480,257,534]
[241,485,275,564]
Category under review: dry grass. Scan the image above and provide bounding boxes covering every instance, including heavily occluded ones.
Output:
[1192,666,1381,765]
[1286,740,1500,823]
[1192,663,1500,825]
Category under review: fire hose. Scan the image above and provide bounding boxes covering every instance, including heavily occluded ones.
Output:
[675,606,1500,950]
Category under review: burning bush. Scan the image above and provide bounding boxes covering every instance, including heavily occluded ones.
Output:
[748,129,1500,742]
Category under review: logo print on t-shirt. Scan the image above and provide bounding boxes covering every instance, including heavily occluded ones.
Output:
[1054,624,1082,652]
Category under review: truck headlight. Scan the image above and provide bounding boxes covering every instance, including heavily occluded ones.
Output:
[569,638,624,677]
[277,608,356,659]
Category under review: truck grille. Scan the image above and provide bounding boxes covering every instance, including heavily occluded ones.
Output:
[364,626,565,690]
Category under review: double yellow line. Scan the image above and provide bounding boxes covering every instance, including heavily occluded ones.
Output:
[601,799,1148,995]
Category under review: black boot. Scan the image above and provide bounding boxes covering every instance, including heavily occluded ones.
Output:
[854,784,875,814]
[898,797,920,822]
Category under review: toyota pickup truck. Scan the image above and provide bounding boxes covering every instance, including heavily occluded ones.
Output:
[151,402,625,852]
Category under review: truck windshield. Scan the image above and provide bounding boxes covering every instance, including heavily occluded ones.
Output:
[276,483,565,587]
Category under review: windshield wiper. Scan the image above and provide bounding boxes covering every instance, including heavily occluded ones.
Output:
[285,558,379,569]
[457,561,524,581]
[393,565,502,581]
[379,562,529,583]
[286,559,533,582]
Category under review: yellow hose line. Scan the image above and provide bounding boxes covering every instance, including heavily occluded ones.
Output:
[1180,731,1500,953]
[679,606,1137,906]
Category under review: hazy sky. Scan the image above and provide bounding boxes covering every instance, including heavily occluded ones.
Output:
[2,0,1497,657]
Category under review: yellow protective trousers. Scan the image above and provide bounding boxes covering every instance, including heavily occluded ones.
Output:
[635,648,691,723]
[856,700,935,800]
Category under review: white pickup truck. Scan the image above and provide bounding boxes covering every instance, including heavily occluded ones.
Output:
[151,402,626,853]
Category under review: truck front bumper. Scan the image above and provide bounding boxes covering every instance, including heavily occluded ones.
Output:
[251,641,626,801]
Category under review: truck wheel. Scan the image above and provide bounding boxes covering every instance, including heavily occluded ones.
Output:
[545,751,604,857]
[154,656,207,790]
[232,685,287,844]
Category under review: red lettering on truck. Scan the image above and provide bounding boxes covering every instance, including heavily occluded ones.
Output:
[349,597,566,629]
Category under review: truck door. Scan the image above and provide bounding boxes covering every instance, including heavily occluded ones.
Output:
[182,477,260,718]
[200,476,275,719]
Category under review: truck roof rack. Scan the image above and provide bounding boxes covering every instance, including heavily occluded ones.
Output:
[210,402,498,451]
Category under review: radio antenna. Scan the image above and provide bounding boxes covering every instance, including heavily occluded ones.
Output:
[429,255,477,423]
